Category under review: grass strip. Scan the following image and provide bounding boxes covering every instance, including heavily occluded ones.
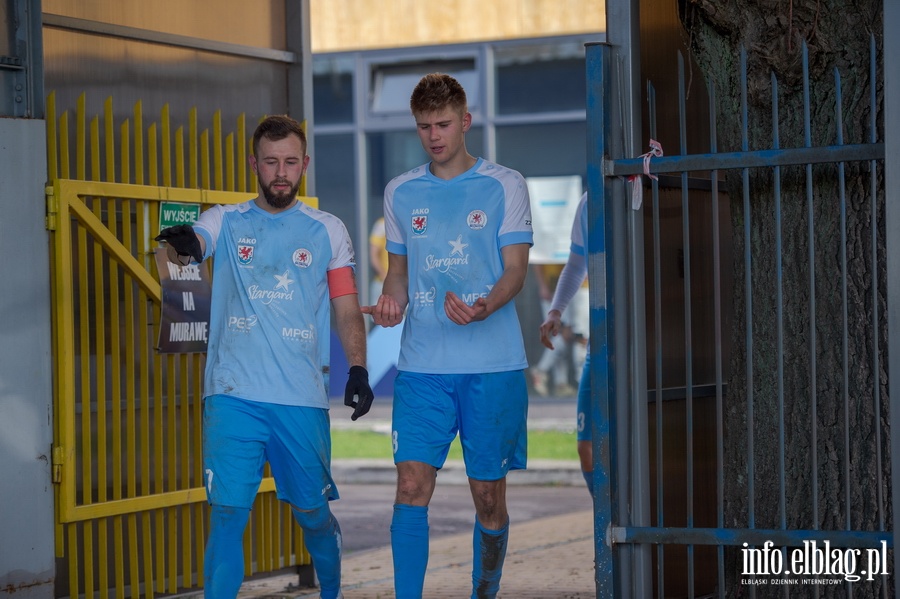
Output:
[331,429,578,461]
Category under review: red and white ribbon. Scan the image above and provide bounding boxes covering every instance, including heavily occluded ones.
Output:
[627,139,663,210]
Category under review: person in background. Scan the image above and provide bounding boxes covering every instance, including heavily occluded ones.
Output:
[156,114,374,599]
[369,216,389,305]
[538,192,595,498]
[530,262,577,397]
[362,72,533,599]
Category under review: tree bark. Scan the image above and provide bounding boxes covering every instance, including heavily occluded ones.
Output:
[677,1,888,596]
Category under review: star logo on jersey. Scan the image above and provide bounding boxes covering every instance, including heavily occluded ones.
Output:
[448,234,468,257]
[467,209,487,230]
[412,215,427,235]
[292,248,313,268]
[274,270,294,291]
[237,244,254,265]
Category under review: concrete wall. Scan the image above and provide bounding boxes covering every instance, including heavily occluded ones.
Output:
[309,0,606,52]
[0,118,54,599]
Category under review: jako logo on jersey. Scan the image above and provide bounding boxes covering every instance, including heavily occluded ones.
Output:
[467,210,487,230]
[412,214,427,235]
[293,248,313,268]
[237,244,254,264]
[227,314,258,332]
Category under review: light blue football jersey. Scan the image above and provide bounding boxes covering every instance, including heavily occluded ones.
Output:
[384,158,533,374]
[571,192,588,256]
[193,200,356,408]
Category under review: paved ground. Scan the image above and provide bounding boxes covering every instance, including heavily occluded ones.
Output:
[179,394,599,598]
[331,483,592,556]
[235,507,597,598]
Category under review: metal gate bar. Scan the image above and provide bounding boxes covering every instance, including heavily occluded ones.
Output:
[47,92,314,598]
[587,34,892,597]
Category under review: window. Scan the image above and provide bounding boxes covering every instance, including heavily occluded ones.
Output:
[365,126,483,215]
[495,122,586,181]
[313,133,357,235]
[370,59,478,116]
[313,56,355,125]
[495,42,586,115]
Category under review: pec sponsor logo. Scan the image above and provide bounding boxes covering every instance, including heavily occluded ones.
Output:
[414,286,437,306]
[227,314,258,332]
[293,248,313,268]
[467,209,487,230]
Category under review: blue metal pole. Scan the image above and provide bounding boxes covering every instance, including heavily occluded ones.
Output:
[585,41,616,597]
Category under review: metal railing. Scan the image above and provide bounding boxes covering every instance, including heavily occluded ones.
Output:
[46,92,313,598]
[587,36,893,597]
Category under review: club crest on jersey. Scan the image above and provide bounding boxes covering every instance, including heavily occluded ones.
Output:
[412,214,427,235]
[292,248,313,268]
[467,210,487,230]
[237,244,254,264]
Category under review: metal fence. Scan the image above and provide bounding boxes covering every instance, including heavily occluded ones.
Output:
[46,93,313,598]
[586,36,892,597]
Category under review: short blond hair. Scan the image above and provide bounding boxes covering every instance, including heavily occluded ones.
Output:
[409,73,468,117]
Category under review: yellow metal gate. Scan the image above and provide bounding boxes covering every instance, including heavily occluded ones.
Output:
[46,93,313,598]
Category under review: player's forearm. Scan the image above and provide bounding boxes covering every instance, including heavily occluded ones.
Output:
[333,296,368,367]
[549,253,587,315]
[381,268,409,312]
[479,243,529,317]
[482,262,528,317]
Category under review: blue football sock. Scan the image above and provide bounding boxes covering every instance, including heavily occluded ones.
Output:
[205,505,250,599]
[583,470,595,499]
[391,503,429,599]
[471,516,509,599]
[292,505,342,599]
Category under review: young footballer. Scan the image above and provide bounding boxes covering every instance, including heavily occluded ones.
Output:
[363,73,533,599]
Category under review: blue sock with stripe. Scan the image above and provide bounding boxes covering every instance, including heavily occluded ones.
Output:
[471,516,508,599]
[292,505,342,599]
[391,503,429,598]
[205,504,250,599]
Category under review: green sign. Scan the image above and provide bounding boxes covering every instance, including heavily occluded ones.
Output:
[159,202,201,229]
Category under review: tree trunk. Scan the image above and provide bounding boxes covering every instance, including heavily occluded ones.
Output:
[677,1,888,596]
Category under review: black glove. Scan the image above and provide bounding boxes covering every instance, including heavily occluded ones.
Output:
[155,224,203,264]
[344,365,374,421]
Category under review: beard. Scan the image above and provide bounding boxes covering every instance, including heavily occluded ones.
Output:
[261,178,301,209]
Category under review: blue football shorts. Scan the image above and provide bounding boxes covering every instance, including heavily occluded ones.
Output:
[202,394,338,509]
[392,370,528,481]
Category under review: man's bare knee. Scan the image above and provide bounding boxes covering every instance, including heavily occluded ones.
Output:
[469,479,508,529]
[395,461,437,506]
